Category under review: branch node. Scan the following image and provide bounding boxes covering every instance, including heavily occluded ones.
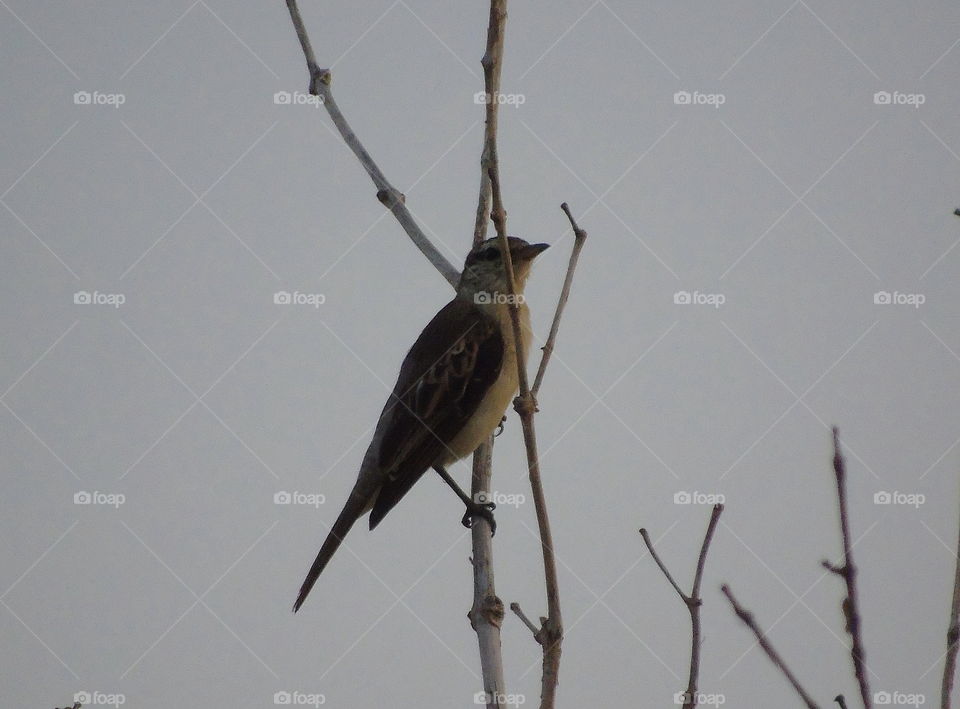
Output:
[512,393,538,416]
[376,188,405,207]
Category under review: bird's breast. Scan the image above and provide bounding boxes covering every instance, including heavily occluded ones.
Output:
[444,303,531,462]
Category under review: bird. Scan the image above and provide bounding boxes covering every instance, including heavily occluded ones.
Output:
[293,236,548,612]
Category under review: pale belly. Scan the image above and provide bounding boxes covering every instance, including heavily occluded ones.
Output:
[443,303,530,462]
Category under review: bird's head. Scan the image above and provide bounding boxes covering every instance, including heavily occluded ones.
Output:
[457,236,549,303]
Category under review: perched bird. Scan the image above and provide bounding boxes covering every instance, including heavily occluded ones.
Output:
[293,236,548,612]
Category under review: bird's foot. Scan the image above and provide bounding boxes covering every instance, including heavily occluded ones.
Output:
[461,500,497,535]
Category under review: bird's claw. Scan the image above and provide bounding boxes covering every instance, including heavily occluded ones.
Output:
[461,501,497,535]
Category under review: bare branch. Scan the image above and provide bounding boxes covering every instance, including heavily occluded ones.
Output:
[284,0,459,288]
[531,203,587,397]
[722,584,822,709]
[480,5,565,704]
[824,427,872,709]
[469,436,507,706]
[940,485,960,709]
[469,2,510,707]
[642,504,723,709]
[510,601,542,636]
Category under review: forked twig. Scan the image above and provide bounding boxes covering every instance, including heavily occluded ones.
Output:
[641,504,723,708]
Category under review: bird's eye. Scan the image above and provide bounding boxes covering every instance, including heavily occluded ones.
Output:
[481,248,499,261]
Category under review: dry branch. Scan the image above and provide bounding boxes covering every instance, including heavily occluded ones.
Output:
[641,504,723,708]
[284,0,459,288]
[940,487,960,709]
[722,584,822,709]
[821,427,872,709]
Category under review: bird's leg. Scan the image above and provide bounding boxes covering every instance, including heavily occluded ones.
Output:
[433,464,496,534]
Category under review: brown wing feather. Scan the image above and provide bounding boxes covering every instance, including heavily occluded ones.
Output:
[369,299,503,529]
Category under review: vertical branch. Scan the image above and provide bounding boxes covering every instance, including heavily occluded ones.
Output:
[821,427,872,709]
[469,435,507,708]
[469,3,509,708]
[640,504,723,708]
[473,0,508,243]
[722,585,822,709]
[940,488,960,709]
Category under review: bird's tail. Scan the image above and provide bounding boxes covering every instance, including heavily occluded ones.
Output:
[292,487,370,612]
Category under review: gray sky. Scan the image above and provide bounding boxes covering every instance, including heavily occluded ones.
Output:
[3,1,960,707]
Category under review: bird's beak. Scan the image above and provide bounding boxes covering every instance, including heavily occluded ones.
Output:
[515,243,549,261]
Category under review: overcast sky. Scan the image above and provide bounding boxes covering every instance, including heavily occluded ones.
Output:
[3,1,960,708]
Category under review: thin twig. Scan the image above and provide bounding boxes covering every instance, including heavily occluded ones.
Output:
[641,504,723,708]
[510,602,542,636]
[488,108,566,709]
[284,0,459,288]
[822,427,872,709]
[940,485,960,709]
[722,584,822,709]
[531,204,587,397]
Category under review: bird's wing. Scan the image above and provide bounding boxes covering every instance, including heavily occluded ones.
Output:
[368,298,504,528]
